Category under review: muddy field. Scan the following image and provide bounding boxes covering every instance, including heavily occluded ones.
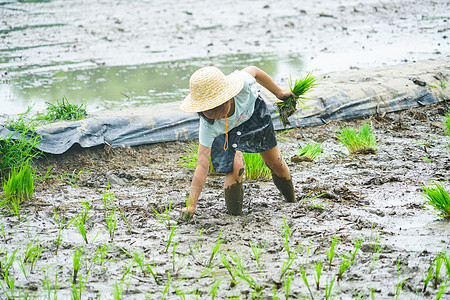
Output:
[0,102,448,299]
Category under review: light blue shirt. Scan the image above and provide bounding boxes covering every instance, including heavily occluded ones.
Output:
[199,70,259,147]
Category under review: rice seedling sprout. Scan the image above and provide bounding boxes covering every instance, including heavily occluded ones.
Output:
[296,143,323,161]
[326,234,339,270]
[243,152,271,180]
[314,261,322,290]
[336,123,377,154]
[207,229,223,268]
[102,185,117,240]
[2,162,34,216]
[179,141,214,173]
[300,266,314,299]
[0,131,41,179]
[422,182,450,219]
[73,201,91,244]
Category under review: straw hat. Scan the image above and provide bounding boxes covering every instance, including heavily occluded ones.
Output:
[180,66,244,112]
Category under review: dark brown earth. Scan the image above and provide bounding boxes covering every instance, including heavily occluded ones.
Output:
[1,102,448,299]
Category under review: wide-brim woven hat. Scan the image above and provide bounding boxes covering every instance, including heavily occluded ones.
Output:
[180,66,244,113]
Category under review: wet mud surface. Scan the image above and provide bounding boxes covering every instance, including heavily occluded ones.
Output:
[1,103,449,298]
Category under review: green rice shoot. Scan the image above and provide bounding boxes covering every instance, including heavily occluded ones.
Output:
[336,123,377,153]
[180,141,214,173]
[37,96,87,122]
[0,131,41,179]
[297,143,323,161]
[243,153,271,180]
[422,182,450,219]
[277,71,318,128]
[1,162,34,212]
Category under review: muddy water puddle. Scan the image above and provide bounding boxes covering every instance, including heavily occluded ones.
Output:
[0,52,304,115]
[0,103,449,298]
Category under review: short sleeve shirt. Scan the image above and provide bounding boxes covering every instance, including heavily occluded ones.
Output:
[199,70,259,147]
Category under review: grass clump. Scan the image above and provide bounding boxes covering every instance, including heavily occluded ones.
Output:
[243,153,271,180]
[38,96,87,122]
[292,143,323,162]
[1,162,34,216]
[336,123,377,154]
[422,182,450,219]
[276,71,318,128]
[0,132,41,179]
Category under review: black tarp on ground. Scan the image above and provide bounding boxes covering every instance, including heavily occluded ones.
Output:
[1,58,449,155]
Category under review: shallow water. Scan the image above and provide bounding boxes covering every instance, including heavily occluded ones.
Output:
[0,53,304,115]
[1,0,448,116]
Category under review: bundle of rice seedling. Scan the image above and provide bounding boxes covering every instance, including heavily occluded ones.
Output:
[276,71,318,128]
[291,143,323,162]
[422,182,450,219]
[243,153,271,180]
[336,123,377,154]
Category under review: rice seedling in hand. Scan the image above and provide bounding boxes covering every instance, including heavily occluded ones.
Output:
[243,153,271,180]
[276,71,318,128]
[422,182,450,219]
[1,162,34,218]
[336,123,377,154]
[292,143,323,162]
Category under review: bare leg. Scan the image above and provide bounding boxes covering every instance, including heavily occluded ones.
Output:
[224,151,245,215]
[260,146,296,202]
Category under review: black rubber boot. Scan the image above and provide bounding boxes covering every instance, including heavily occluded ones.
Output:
[225,181,244,216]
[272,172,296,203]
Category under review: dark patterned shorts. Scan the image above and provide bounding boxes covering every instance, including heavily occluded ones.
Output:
[211,95,277,173]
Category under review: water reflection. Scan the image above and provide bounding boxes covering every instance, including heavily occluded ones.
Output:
[1,53,304,115]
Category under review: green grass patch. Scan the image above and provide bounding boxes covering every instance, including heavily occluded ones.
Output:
[1,162,34,216]
[0,131,41,179]
[243,153,271,180]
[277,71,318,128]
[37,96,87,122]
[6,96,87,133]
[422,182,450,219]
[336,123,377,154]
